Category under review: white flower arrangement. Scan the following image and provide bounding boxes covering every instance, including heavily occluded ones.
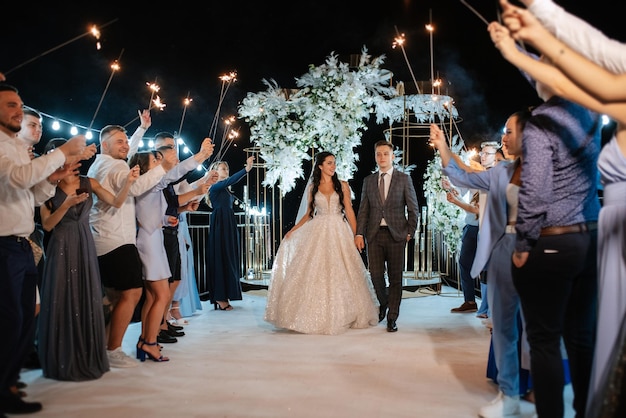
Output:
[238,46,397,195]
[422,151,466,255]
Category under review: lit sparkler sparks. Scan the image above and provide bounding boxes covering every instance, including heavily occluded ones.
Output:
[392,29,422,95]
[3,18,118,75]
[88,49,124,132]
[213,115,239,161]
[122,84,165,129]
[147,80,160,110]
[426,11,435,93]
[208,71,238,140]
[177,93,193,138]
[152,95,166,111]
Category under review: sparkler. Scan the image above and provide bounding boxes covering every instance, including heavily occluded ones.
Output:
[146,79,160,110]
[123,92,166,128]
[88,49,124,131]
[459,0,490,26]
[152,95,166,111]
[392,28,422,95]
[3,19,118,75]
[208,71,237,140]
[213,116,238,162]
[426,10,435,94]
[177,93,193,138]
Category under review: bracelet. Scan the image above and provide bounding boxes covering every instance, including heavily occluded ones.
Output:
[48,179,60,186]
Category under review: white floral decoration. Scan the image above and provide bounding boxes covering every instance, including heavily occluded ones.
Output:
[422,152,466,254]
[374,94,459,125]
[238,46,397,195]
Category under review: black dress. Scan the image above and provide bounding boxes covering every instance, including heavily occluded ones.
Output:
[205,168,248,305]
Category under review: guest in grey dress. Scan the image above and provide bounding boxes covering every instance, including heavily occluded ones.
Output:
[38,140,138,380]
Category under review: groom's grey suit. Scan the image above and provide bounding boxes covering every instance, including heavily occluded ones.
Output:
[356,167,419,325]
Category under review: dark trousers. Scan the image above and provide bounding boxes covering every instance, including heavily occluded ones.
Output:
[0,237,37,399]
[458,224,479,303]
[513,231,597,418]
[367,228,406,322]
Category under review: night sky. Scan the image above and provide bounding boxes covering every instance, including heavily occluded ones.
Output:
[3,0,620,226]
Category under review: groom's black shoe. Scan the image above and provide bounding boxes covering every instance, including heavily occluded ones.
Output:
[387,319,398,332]
[379,305,387,323]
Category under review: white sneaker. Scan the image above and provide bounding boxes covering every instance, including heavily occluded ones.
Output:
[478,392,521,418]
[107,347,139,368]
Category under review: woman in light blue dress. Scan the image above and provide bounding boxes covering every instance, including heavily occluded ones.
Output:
[130,139,213,362]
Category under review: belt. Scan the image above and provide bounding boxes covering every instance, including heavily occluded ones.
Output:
[162,227,178,236]
[0,235,27,242]
[540,222,590,237]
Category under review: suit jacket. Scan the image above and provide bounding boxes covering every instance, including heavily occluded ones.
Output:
[356,168,419,243]
[443,158,518,278]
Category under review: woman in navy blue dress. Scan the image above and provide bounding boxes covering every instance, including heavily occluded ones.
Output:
[204,156,254,310]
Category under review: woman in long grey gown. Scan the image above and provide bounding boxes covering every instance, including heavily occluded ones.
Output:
[38,141,138,380]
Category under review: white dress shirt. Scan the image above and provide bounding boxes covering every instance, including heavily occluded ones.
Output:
[0,131,65,237]
[88,154,166,256]
[379,166,393,226]
[88,126,169,255]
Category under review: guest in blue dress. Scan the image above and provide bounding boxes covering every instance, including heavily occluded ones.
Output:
[204,156,254,310]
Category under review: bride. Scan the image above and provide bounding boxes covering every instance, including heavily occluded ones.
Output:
[264,151,379,334]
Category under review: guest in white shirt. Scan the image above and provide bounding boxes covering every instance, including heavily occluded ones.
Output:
[0,83,93,415]
[87,111,174,368]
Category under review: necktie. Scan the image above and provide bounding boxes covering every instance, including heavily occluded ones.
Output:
[379,172,386,202]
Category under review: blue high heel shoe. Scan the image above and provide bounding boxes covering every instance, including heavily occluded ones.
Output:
[136,340,169,362]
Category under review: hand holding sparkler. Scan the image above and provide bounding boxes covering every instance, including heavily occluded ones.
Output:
[123,97,161,129]
[244,156,255,173]
[138,109,152,130]
[497,0,543,47]
[194,138,215,163]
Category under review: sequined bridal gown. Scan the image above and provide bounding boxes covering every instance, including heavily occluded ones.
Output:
[264,191,379,335]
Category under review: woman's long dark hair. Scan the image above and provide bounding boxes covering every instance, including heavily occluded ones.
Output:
[307,151,345,218]
[128,150,162,175]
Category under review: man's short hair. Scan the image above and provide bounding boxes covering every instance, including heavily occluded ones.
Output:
[374,139,393,150]
[480,141,501,150]
[0,84,18,94]
[99,125,126,144]
[23,108,42,120]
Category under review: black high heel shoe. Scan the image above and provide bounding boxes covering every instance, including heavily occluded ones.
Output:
[136,340,169,362]
[214,301,233,311]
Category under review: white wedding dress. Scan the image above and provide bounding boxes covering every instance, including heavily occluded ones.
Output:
[264,191,379,335]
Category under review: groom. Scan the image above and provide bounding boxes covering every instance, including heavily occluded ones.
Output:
[355,140,419,332]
